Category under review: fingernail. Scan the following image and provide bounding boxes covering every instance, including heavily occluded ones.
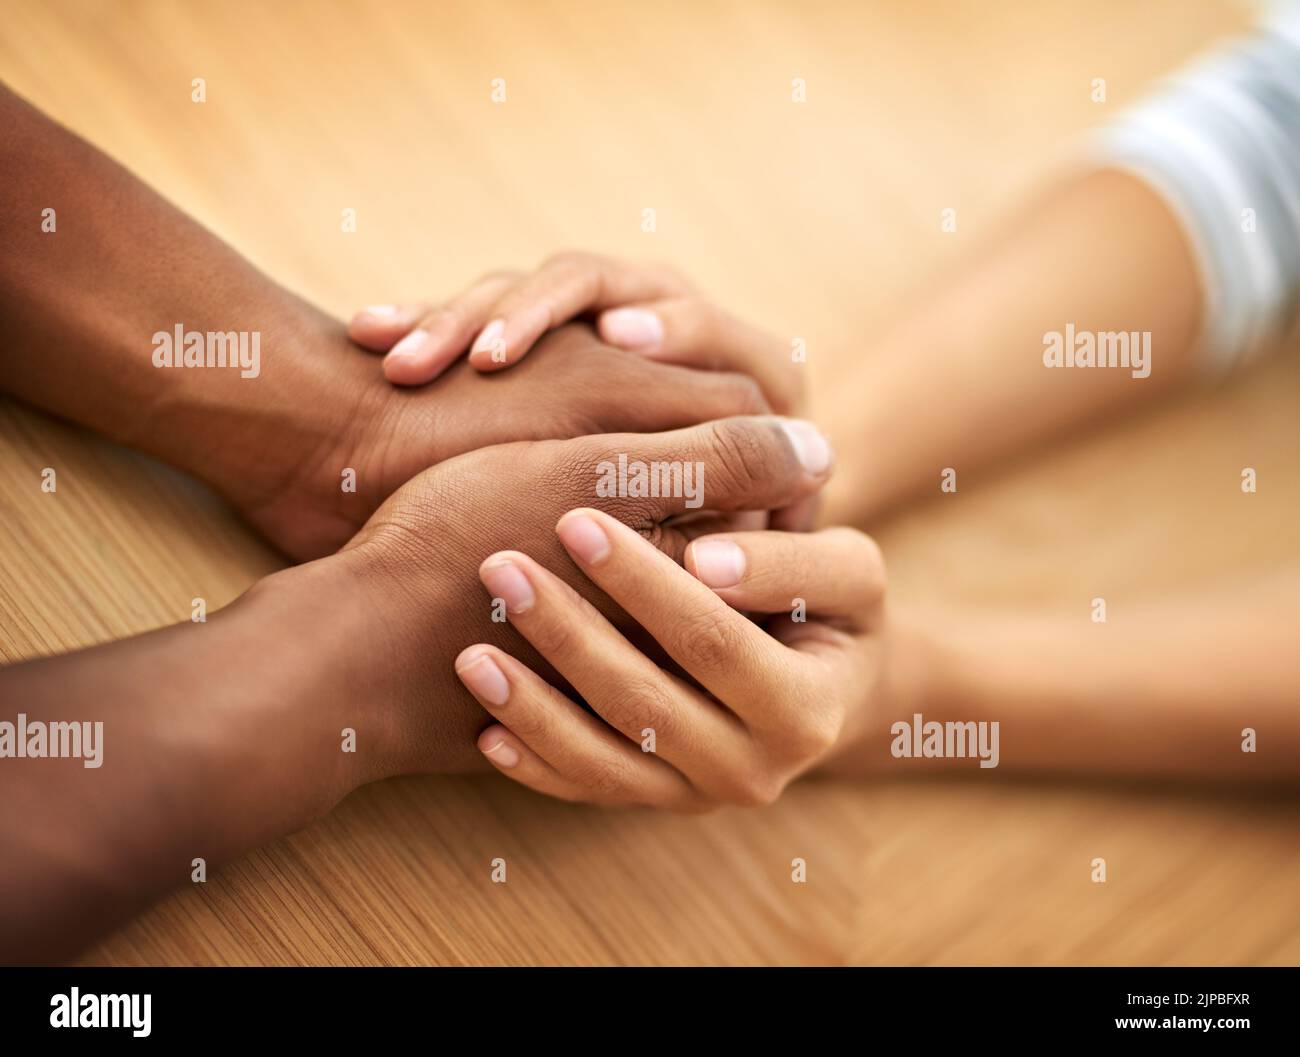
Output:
[471,318,506,360]
[457,651,510,706]
[779,419,833,476]
[480,733,520,768]
[599,307,664,349]
[385,328,430,365]
[556,512,611,564]
[360,304,400,318]
[689,539,746,588]
[480,558,535,613]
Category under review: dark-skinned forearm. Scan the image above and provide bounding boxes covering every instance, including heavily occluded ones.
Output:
[0,558,374,963]
[0,83,368,517]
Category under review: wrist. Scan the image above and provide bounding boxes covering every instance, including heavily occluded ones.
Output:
[862,606,1018,777]
[225,552,400,815]
[274,525,492,778]
[154,305,401,559]
[197,306,353,486]
[822,606,953,776]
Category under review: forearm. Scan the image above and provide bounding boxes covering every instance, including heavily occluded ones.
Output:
[862,576,1300,783]
[826,7,1300,528]
[0,84,372,521]
[0,558,371,962]
[822,170,1202,526]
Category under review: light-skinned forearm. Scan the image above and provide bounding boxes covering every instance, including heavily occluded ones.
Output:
[822,170,1203,526]
[855,573,1300,783]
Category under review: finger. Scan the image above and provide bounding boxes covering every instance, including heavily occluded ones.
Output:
[639,510,767,579]
[768,493,819,533]
[475,723,596,802]
[572,415,834,525]
[667,509,768,535]
[512,324,773,434]
[457,642,702,808]
[472,556,749,788]
[381,272,521,385]
[684,527,886,620]
[554,507,801,717]
[599,296,805,415]
[347,303,430,352]
[466,253,688,371]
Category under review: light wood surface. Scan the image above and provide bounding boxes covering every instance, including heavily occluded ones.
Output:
[3,0,1298,966]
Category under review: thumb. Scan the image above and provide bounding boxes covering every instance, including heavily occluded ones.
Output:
[569,416,833,525]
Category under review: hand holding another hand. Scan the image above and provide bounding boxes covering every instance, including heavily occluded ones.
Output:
[348,252,807,416]
[240,322,772,560]
[314,414,834,780]
[453,509,888,810]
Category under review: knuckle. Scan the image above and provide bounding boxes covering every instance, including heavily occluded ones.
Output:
[559,439,638,513]
[728,773,784,808]
[564,251,606,286]
[501,702,551,746]
[703,418,776,496]
[524,609,584,660]
[601,674,676,737]
[767,539,816,594]
[534,279,599,332]
[673,609,745,674]
[540,253,601,296]
[561,441,665,527]
[778,707,842,761]
[671,299,724,360]
[697,753,779,808]
[536,290,573,329]
[569,753,634,802]
[427,303,468,332]
[718,373,768,416]
[693,297,729,337]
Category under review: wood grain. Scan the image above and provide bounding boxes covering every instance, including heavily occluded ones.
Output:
[2,0,1297,965]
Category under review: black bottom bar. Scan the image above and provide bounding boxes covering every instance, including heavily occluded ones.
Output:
[0,966,1287,1045]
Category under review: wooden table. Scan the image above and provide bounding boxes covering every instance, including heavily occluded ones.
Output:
[3,0,1297,965]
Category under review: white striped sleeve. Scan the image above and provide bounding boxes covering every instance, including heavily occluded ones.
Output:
[1094,3,1300,373]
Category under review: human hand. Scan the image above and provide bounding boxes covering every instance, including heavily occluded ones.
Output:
[325,416,833,777]
[235,321,772,560]
[348,253,806,415]
[450,507,886,808]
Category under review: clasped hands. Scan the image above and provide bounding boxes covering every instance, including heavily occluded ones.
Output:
[226,255,891,814]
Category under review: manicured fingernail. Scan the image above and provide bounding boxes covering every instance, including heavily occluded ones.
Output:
[385,328,430,365]
[556,512,611,564]
[779,419,833,476]
[689,539,746,588]
[600,307,664,349]
[471,318,506,360]
[480,733,520,768]
[360,304,400,318]
[480,558,535,613]
[457,651,510,706]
